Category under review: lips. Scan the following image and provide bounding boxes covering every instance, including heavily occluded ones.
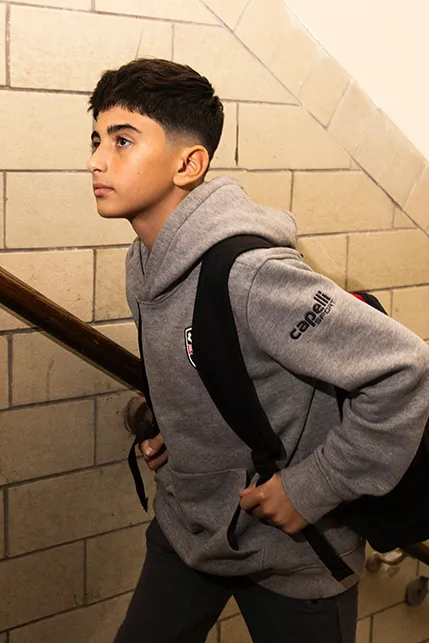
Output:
[93,184,113,197]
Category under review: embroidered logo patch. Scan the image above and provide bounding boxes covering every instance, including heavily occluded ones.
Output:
[184,327,196,368]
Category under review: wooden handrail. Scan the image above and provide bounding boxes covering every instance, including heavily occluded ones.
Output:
[4,268,429,566]
[0,265,144,392]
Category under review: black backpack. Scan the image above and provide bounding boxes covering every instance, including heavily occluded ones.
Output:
[130,234,429,583]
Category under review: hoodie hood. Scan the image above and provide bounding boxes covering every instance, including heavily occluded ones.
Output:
[127,176,296,301]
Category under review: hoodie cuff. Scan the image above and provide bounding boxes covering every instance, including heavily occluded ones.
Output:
[280,452,346,525]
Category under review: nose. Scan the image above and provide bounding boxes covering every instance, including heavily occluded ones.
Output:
[87,144,108,173]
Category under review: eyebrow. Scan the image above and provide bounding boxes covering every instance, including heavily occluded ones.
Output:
[91,124,141,141]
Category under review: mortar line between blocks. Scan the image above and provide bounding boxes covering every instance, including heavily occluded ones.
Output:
[2,454,140,491]
[0,388,135,413]
[325,79,351,132]
[369,284,429,294]
[234,104,239,166]
[345,235,350,290]
[133,21,145,59]
[299,227,424,238]
[0,242,130,252]
[216,620,221,643]
[5,588,135,635]
[0,85,91,96]
[289,171,295,212]
[223,98,297,106]
[2,171,6,247]
[171,22,175,61]
[210,167,359,173]
[6,2,222,28]
[363,597,414,620]
[217,613,241,624]
[93,10,221,28]
[7,333,12,407]
[92,397,97,467]
[5,3,10,88]
[9,1,94,13]
[233,0,253,31]
[4,521,150,563]
[0,166,360,175]
[83,537,88,604]
[0,90,297,105]
[3,169,89,173]
[391,204,396,228]
[3,487,9,558]
[0,316,133,337]
[92,248,97,322]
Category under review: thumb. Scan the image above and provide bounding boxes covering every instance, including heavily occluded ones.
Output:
[139,439,153,457]
[239,481,257,497]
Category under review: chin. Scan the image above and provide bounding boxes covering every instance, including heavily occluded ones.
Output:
[96,206,129,219]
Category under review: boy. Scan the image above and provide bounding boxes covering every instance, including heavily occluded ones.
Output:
[88,58,429,643]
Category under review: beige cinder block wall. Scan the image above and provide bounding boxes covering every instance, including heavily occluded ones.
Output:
[0,1,428,642]
[285,0,429,162]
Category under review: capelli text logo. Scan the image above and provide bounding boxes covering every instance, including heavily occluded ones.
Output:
[290,292,335,340]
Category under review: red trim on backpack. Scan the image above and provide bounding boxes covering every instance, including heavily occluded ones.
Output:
[351,293,366,303]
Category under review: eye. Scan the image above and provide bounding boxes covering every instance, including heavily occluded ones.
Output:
[91,140,100,153]
[116,136,131,148]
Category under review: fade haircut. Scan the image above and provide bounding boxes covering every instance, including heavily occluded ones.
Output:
[89,58,224,161]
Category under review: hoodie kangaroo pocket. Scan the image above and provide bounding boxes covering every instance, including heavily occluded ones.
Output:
[169,465,247,535]
[166,465,264,573]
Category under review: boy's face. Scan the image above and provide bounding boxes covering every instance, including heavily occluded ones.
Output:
[88,106,181,220]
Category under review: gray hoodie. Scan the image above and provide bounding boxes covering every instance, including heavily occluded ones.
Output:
[126,177,429,599]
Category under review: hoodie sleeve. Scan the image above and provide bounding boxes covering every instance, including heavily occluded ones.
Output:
[246,255,429,525]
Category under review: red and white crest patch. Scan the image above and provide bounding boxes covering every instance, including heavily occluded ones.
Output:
[184,327,196,368]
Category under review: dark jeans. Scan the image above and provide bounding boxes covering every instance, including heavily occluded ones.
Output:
[114,519,358,643]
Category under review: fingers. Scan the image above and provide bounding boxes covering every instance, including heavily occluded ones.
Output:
[238,473,309,533]
[139,440,152,457]
[145,450,169,472]
[149,433,165,453]
[239,483,260,512]
[239,488,272,518]
[138,435,168,471]
[139,434,165,458]
[239,480,257,497]
[240,490,282,527]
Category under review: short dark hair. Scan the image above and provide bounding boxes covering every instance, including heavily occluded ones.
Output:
[89,58,224,161]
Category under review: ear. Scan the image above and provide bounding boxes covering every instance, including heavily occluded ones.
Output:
[174,146,210,188]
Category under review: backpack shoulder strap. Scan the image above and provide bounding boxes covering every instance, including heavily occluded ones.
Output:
[128,304,161,512]
[192,234,286,480]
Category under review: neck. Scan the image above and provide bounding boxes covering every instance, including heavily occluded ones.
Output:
[130,187,190,252]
